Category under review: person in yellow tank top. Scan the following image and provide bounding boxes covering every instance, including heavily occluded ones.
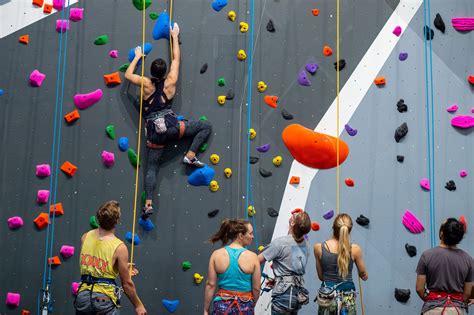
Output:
[74,200,147,315]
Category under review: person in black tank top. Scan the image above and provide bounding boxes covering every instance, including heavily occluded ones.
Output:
[124,23,212,219]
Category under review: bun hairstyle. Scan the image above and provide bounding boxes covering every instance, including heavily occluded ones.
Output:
[440,218,465,246]
[332,213,353,279]
[150,58,167,83]
[291,212,311,242]
[209,219,249,245]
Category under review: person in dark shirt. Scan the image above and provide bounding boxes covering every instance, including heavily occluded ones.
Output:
[416,218,472,314]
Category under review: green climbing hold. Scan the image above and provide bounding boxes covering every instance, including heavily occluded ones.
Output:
[89,215,99,229]
[105,125,115,140]
[182,261,192,271]
[128,148,140,168]
[149,12,158,20]
[141,191,146,206]
[132,0,152,10]
[217,78,226,87]
[94,35,109,45]
[119,63,130,72]
[199,143,208,152]
[199,115,208,121]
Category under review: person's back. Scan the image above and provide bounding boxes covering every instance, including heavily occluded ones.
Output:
[320,240,355,289]
[215,246,254,292]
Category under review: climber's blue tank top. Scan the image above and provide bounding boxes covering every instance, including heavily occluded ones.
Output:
[217,246,252,292]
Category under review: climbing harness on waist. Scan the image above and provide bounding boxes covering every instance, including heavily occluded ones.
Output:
[316,281,357,315]
[424,291,465,315]
[78,275,123,305]
[215,289,254,315]
[145,109,185,149]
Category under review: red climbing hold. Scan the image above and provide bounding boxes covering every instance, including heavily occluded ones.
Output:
[48,256,61,266]
[468,75,474,85]
[374,76,386,86]
[32,0,44,7]
[459,215,467,233]
[289,176,300,185]
[311,222,320,231]
[60,161,77,177]
[323,46,333,56]
[345,178,354,187]
[291,208,304,215]
[19,35,29,45]
[22,310,30,315]
[64,109,80,123]
[103,72,122,86]
[312,8,320,16]
[264,95,278,108]
[43,3,53,14]
[34,213,49,230]
[50,203,64,217]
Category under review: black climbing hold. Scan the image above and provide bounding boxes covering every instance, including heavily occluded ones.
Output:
[424,25,434,40]
[397,155,405,163]
[394,288,411,303]
[405,243,417,257]
[281,109,294,120]
[266,19,275,33]
[249,156,259,164]
[226,89,235,100]
[208,209,219,218]
[259,168,272,178]
[200,63,208,74]
[397,99,408,113]
[356,215,370,226]
[394,122,408,143]
[445,180,456,191]
[267,207,279,217]
[334,59,346,71]
[434,13,445,33]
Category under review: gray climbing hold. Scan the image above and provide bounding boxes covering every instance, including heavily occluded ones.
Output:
[394,122,408,143]
[281,109,294,120]
[267,207,279,217]
[405,243,417,257]
[249,156,259,164]
[226,89,234,100]
[397,99,408,113]
[434,13,445,33]
[266,19,275,33]
[259,168,272,178]
[200,63,208,74]
[208,209,219,218]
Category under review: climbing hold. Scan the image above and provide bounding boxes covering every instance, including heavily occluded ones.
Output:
[36,164,51,177]
[237,49,247,61]
[289,176,300,185]
[459,169,468,178]
[259,168,272,178]
[459,215,467,233]
[272,156,282,167]
[312,8,320,16]
[344,178,354,187]
[34,213,49,230]
[258,245,265,252]
[217,77,226,87]
[152,12,171,40]
[291,208,304,215]
[94,35,108,45]
[249,128,256,140]
[101,150,115,167]
[208,209,219,218]
[71,282,80,295]
[239,22,249,33]
[177,116,185,121]
[103,72,122,86]
[402,210,425,234]
[128,42,152,62]
[43,3,53,14]
[451,115,474,129]
[74,89,103,110]
[248,205,256,217]
[451,18,474,32]
[267,207,279,217]
[188,165,215,186]
[424,25,434,40]
[132,0,151,10]
[344,124,357,136]
[209,180,219,192]
[334,59,346,71]
[396,155,404,163]
[210,154,220,165]
[282,124,349,169]
[60,245,75,258]
[228,11,236,22]
[264,95,278,108]
[149,12,158,20]
[374,76,386,86]
[399,52,408,61]
[281,109,294,120]
[199,143,209,152]
[224,168,232,178]
[434,13,445,33]
[49,202,64,217]
[60,161,78,176]
[162,299,180,313]
[323,210,334,220]
[394,122,408,142]
[138,217,155,231]
[199,115,208,121]
[311,222,320,231]
[119,63,130,72]
[405,243,417,257]
[394,289,411,303]
[200,63,208,74]
[55,19,70,33]
[64,109,80,123]
[125,232,141,245]
[29,69,46,87]
[266,19,275,32]
[119,137,129,151]
[211,0,227,12]
[256,143,271,153]
[356,215,370,226]
[447,104,458,113]
[89,215,99,229]
[19,35,29,45]
[444,180,456,191]
[323,46,333,56]
[7,216,24,229]
[6,292,20,307]
[69,8,84,22]
[305,63,319,75]
[182,261,192,271]
[127,148,139,168]
[397,99,408,113]
[32,0,43,7]
[420,178,430,191]
[257,81,267,93]
[52,0,63,10]
[0,89,4,96]
[109,50,119,58]
[194,273,204,284]
[392,26,402,37]
[105,125,115,139]
[297,70,311,86]
[226,89,234,100]
[37,190,50,203]
[217,95,226,105]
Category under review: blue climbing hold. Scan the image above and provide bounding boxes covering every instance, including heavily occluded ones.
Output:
[176,115,185,121]
[162,299,179,313]
[188,165,215,186]
[125,232,141,245]
[0,89,4,96]
[152,11,171,40]
[119,137,129,152]
[128,42,153,62]
[139,217,155,231]
[211,0,227,12]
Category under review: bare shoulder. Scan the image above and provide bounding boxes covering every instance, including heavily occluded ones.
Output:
[314,243,322,253]
[242,249,257,260]
[351,243,362,255]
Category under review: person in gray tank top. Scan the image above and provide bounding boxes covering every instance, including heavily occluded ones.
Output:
[313,214,368,315]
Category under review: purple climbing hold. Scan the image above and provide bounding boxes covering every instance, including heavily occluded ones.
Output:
[446,104,458,113]
[305,63,319,75]
[344,124,357,136]
[256,143,271,153]
[323,210,334,220]
[393,26,402,36]
[297,70,311,86]
[399,52,408,61]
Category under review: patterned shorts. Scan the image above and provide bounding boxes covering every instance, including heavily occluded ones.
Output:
[212,299,254,315]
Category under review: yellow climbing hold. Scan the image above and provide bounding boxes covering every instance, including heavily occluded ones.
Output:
[249,128,256,140]
[237,49,247,61]
[217,95,226,105]
[240,22,249,33]
[257,81,267,93]
[258,245,265,252]
[228,11,236,21]
[210,180,219,192]
[194,273,204,284]
[224,168,232,178]
[272,156,283,167]
[210,154,220,165]
[248,205,256,217]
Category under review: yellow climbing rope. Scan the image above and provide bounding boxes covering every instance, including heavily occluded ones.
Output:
[335,0,341,216]
[169,0,174,58]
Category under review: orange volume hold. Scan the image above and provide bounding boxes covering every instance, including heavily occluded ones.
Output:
[264,95,278,108]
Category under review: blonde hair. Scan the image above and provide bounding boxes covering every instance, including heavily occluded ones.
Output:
[96,200,121,231]
[332,213,353,279]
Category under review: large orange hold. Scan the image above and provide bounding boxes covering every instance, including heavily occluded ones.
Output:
[282,124,349,169]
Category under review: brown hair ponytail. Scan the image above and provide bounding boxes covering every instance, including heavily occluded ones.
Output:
[209,219,249,245]
[291,212,311,242]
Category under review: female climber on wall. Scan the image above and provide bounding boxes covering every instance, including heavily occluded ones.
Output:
[314,213,368,315]
[124,23,212,219]
[204,219,261,315]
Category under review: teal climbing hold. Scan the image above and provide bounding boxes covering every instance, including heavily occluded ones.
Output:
[199,115,208,121]
[94,35,109,45]
[128,148,140,168]
[119,63,130,72]
[217,78,225,87]
[162,299,180,313]
[105,125,115,140]
[89,215,99,229]
[182,261,191,271]
[132,0,151,10]
[149,12,158,20]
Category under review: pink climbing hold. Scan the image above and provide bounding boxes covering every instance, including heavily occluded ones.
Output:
[6,292,20,307]
[71,282,80,295]
[109,50,119,58]
[420,178,430,190]
[56,19,70,33]
[460,169,468,178]
[471,108,474,113]
[7,216,24,229]
[451,18,474,32]
[451,115,474,129]
[74,89,103,110]
[392,26,402,36]
[446,104,458,113]
[101,150,115,167]
[53,0,64,11]
[37,190,50,203]
[60,245,75,258]
[69,8,84,22]
[36,164,51,177]
[29,69,46,87]
[402,210,425,234]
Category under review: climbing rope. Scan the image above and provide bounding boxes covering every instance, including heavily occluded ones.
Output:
[335,0,341,216]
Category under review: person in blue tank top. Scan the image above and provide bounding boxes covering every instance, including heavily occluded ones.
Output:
[204,219,261,315]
